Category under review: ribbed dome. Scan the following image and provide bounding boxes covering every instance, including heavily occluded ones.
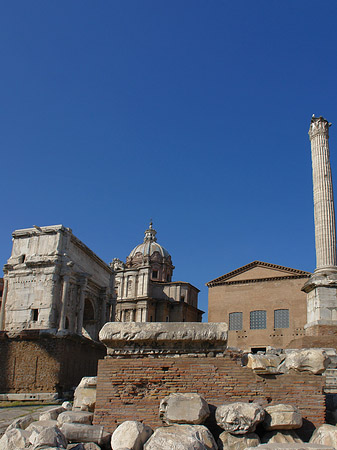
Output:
[128,223,170,259]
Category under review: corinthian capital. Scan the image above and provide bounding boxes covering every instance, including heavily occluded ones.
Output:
[309,115,331,139]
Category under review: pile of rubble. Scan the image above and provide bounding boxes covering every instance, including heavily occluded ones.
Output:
[3,387,337,450]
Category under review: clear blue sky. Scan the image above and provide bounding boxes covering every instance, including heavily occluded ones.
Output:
[1,1,337,319]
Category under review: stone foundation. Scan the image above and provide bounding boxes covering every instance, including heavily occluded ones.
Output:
[0,330,106,396]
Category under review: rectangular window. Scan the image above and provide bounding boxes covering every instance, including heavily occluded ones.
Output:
[274,309,289,328]
[152,270,158,279]
[229,312,243,330]
[250,310,266,329]
[32,309,39,322]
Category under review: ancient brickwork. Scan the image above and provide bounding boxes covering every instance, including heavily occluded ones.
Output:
[94,352,325,437]
[0,331,106,395]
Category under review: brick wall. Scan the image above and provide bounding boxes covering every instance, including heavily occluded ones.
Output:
[94,351,325,439]
[0,331,106,395]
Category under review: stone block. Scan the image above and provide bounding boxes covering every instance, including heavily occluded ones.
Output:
[247,354,284,375]
[310,424,337,447]
[261,431,302,444]
[218,431,260,450]
[0,428,31,450]
[99,322,228,356]
[27,419,58,433]
[159,393,210,425]
[58,411,93,426]
[278,349,330,375]
[111,420,153,450]
[73,377,97,412]
[263,405,302,430]
[40,406,66,421]
[60,423,110,445]
[144,424,217,450]
[216,402,265,434]
[29,425,68,448]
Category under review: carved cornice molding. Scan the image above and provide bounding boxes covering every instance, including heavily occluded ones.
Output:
[208,274,310,288]
[309,115,331,140]
[206,260,311,287]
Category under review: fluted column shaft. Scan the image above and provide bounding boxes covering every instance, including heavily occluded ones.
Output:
[309,116,337,270]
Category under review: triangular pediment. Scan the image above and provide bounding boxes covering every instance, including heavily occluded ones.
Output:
[207,261,311,286]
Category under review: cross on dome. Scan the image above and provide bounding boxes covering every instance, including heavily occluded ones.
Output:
[144,220,157,243]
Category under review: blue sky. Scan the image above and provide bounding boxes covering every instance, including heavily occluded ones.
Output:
[1,1,337,319]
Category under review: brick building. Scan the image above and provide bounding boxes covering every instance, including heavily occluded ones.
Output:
[207,261,311,351]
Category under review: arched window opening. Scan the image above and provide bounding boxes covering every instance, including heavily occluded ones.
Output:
[83,298,95,321]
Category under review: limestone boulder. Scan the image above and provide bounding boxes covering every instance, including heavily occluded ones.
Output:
[40,406,66,421]
[261,430,303,444]
[247,354,284,375]
[278,349,330,375]
[73,377,97,412]
[217,431,260,450]
[310,424,337,447]
[159,393,210,425]
[111,420,153,450]
[263,404,302,430]
[60,423,111,446]
[143,424,217,450]
[215,402,265,434]
[0,428,31,450]
[29,424,68,448]
[57,411,93,426]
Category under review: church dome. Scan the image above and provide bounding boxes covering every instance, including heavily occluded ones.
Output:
[128,222,170,259]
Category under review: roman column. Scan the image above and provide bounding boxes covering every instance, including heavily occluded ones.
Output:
[303,115,337,334]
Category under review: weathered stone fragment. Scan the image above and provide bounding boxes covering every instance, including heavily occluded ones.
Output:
[73,377,97,412]
[261,430,303,444]
[40,406,66,421]
[216,402,265,434]
[99,322,228,356]
[0,428,31,450]
[27,419,58,433]
[111,420,153,450]
[60,423,110,445]
[310,424,337,447]
[144,424,217,450]
[247,354,284,374]
[29,425,68,448]
[278,349,330,375]
[58,411,93,426]
[62,401,73,410]
[218,431,260,450]
[159,393,210,425]
[263,405,302,430]
[5,414,34,432]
